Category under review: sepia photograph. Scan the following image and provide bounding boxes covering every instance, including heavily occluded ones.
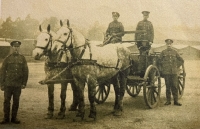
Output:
[0,0,199,129]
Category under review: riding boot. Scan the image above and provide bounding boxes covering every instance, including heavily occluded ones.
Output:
[138,54,146,77]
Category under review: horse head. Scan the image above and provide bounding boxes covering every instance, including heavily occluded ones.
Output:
[32,25,56,60]
[53,20,86,60]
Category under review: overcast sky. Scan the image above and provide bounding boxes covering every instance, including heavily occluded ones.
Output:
[1,0,200,41]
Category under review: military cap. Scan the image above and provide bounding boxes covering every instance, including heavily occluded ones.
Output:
[165,39,173,44]
[112,12,120,17]
[142,11,150,16]
[10,41,21,47]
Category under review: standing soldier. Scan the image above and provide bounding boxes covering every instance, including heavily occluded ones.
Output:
[0,41,29,124]
[135,11,154,76]
[159,39,184,106]
[135,11,154,52]
[103,12,124,45]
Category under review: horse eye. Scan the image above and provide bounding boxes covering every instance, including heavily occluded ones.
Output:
[64,33,68,35]
[45,38,48,41]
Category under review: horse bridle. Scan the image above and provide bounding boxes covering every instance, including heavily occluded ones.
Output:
[35,33,53,55]
[55,27,73,49]
[54,27,92,60]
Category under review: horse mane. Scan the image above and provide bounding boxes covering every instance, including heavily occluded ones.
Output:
[70,28,86,47]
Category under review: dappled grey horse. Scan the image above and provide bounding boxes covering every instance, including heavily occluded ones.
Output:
[32,25,79,119]
[52,20,132,120]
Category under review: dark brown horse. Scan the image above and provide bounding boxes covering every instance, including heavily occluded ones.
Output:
[32,25,79,119]
[52,20,132,120]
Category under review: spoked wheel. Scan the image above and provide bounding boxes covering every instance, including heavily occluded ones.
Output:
[126,83,141,97]
[177,64,186,99]
[126,76,143,97]
[94,83,110,104]
[143,65,161,109]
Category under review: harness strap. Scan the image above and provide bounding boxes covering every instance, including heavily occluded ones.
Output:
[115,59,120,69]
[87,41,92,60]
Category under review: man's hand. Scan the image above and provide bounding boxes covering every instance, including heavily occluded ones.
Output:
[21,85,26,89]
[1,86,4,91]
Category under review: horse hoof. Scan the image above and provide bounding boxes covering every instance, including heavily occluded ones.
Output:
[76,112,85,120]
[69,104,78,111]
[88,112,96,118]
[113,109,122,116]
[56,113,65,119]
[56,116,65,119]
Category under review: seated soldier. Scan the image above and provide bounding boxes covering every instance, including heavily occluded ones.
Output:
[103,12,124,45]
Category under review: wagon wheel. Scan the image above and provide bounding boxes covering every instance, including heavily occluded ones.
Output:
[143,65,161,109]
[126,83,141,97]
[95,83,110,104]
[177,64,186,99]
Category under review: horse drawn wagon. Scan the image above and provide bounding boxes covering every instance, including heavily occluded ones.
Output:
[33,22,186,120]
[94,31,186,109]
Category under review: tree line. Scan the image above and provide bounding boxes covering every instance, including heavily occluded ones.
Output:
[0,15,106,41]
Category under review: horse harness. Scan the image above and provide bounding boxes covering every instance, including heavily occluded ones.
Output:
[53,27,123,70]
[43,28,130,82]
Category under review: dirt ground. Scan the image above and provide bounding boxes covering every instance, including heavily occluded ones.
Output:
[0,59,200,129]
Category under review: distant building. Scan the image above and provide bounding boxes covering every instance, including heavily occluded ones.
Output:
[127,43,200,60]
[0,41,12,58]
[189,45,200,59]
[21,39,36,56]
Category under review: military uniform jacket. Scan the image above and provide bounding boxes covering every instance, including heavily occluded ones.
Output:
[0,53,29,87]
[159,48,184,75]
[135,20,154,42]
[106,21,124,42]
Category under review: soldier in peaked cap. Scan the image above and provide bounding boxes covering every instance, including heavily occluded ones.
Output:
[135,11,154,77]
[0,41,29,124]
[10,41,21,47]
[103,12,124,45]
[135,11,154,49]
[158,39,184,106]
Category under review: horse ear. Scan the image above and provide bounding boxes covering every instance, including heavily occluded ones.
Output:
[39,25,42,32]
[67,19,70,27]
[47,24,50,33]
[60,20,63,26]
